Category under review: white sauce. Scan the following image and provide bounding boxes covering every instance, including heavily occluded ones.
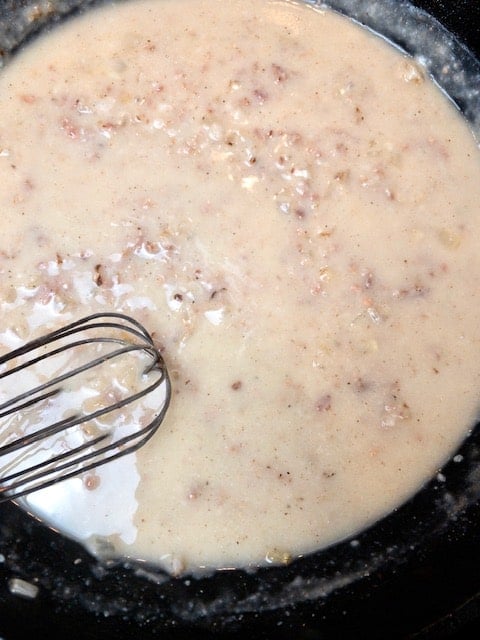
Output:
[0,0,480,575]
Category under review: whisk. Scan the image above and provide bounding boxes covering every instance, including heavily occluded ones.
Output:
[0,313,171,503]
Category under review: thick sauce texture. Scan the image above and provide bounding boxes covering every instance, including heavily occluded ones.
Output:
[1,0,480,574]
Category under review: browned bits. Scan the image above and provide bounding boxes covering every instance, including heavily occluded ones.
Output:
[334,169,350,182]
[381,382,412,427]
[392,281,429,299]
[354,105,365,123]
[322,471,336,478]
[271,63,289,83]
[187,485,202,500]
[210,287,227,300]
[84,473,101,490]
[20,94,36,104]
[253,88,268,104]
[93,264,104,286]
[316,394,332,412]
[61,117,80,139]
[353,377,370,393]
[187,479,209,501]
[144,240,159,253]
[363,271,374,289]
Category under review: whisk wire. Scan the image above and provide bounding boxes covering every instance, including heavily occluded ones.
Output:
[0,313,171,503]
[1,432,108,485]
[0,413,81,457]
[1,389,169,497]
[0,341,157,417]
[0,387,61,420]
[0,312,153,364]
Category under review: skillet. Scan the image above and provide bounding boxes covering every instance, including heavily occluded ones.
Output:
[0,1,479,637]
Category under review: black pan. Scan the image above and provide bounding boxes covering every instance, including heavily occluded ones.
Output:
[0,1,479,638]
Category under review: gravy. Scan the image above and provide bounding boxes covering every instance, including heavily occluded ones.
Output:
[0,0,479,574]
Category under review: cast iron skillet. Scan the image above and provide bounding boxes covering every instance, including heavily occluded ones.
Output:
[0,1,479,638]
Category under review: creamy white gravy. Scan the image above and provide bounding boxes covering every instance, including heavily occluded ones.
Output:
[0,0,480,575]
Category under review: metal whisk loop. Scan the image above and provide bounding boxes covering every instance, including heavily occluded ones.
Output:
[0,313,171,503]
